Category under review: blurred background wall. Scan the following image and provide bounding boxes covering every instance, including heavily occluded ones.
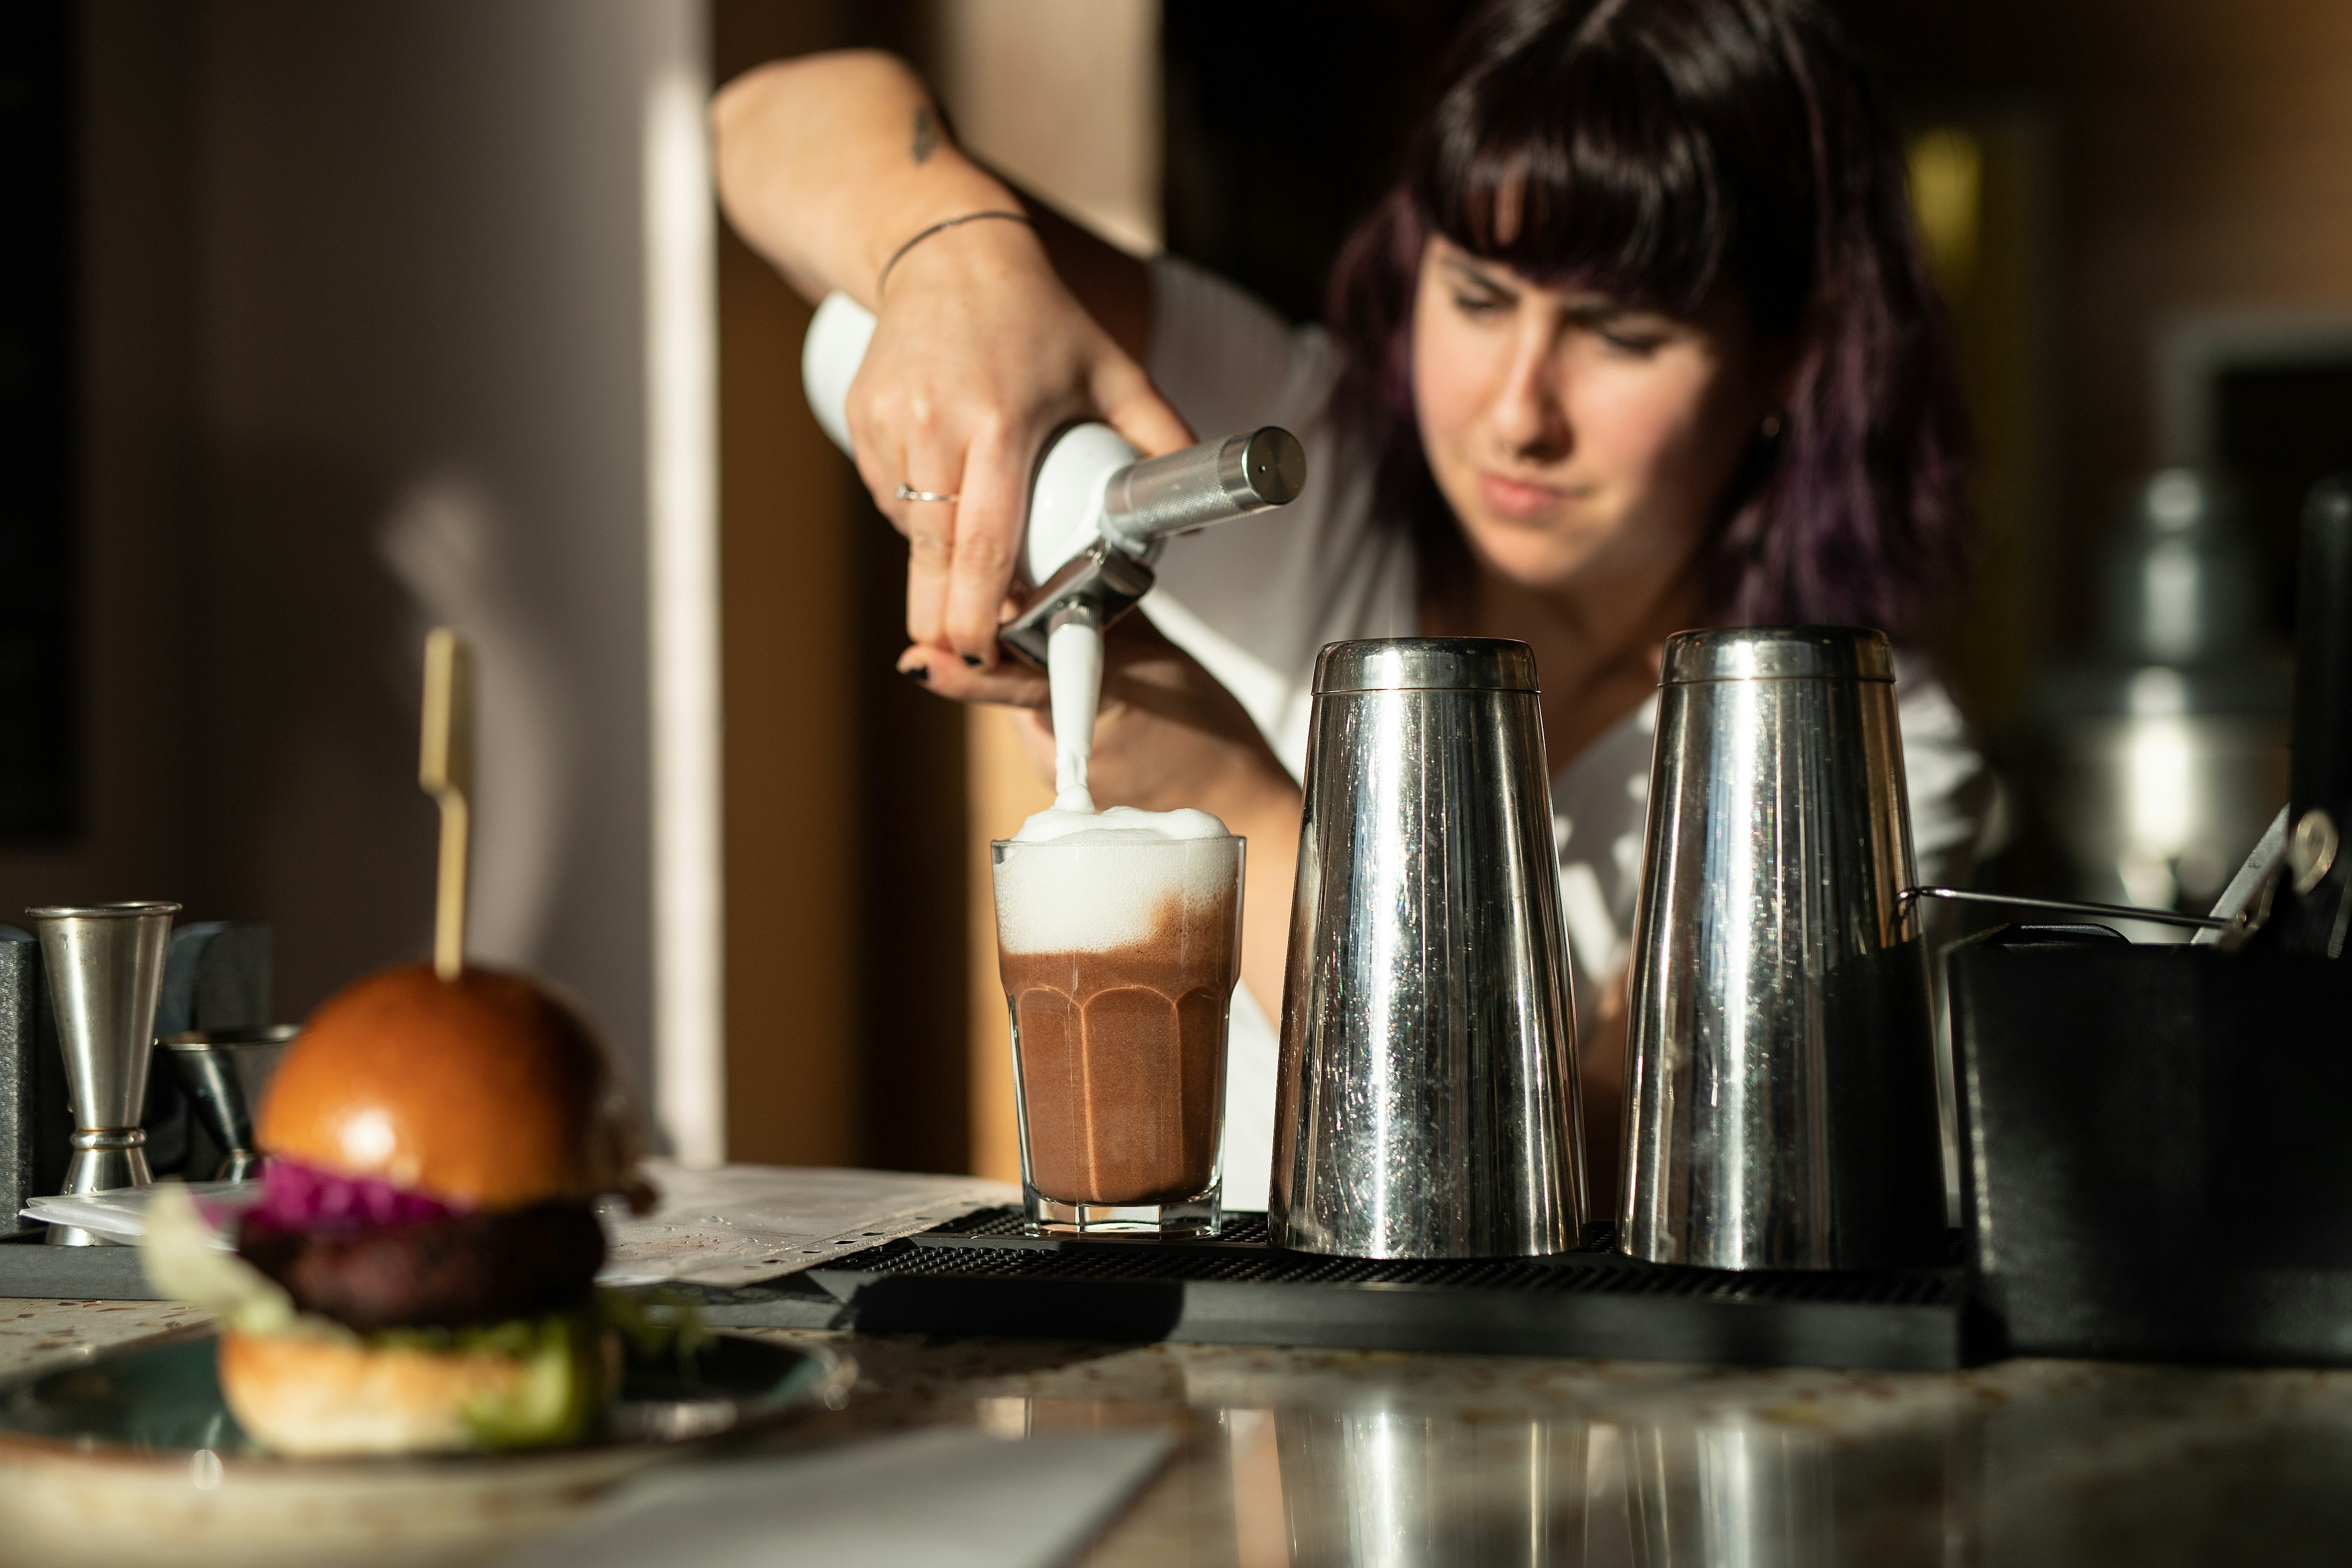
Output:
[2,0,691,1140]
[7,0,2349,1178]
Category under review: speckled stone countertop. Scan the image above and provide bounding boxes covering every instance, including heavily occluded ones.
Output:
[6,1300,2351,1564]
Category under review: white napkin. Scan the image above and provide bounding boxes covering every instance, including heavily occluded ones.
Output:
[21,1163,1018,1287]
[496,1428,1172,1568]
[599,1163,1019,1288]
[20,1182,251,1243]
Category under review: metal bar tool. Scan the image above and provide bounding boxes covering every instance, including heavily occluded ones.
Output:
[24,902,178,1245]
[1269,638,1586,1259]
[1621,627,1945,1270]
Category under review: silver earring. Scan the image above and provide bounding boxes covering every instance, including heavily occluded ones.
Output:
[1760,413,1785,440]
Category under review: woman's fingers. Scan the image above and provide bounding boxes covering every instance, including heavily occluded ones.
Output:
[940,425,1028,668]
[895,643,1049,708]
[894,427,965,648]
[1094,358,1196,458]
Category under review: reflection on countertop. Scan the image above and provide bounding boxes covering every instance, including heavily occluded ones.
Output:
[3,1305,2349,1564]
[777,1333,2352,1567]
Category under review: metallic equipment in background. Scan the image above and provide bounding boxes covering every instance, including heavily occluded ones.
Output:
[2195,804,2289,944]
[1621,628,1945,1272]
[799,292,1305,667]
[1269,638,1586,1259]
[1906,885,2230,932]
[2249,474,2352,957]
[160,1025,295,1183]
[26,903,178,1245]
[2040,470,2290,940]
[143,920,276,1178]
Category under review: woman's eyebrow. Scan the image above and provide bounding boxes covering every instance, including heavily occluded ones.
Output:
[1439,258,1669,331]
[1440,257,1515,293]
[1557,299,1640,327]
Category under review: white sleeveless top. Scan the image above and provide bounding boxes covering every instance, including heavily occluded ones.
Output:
[1134,257,1989,1210]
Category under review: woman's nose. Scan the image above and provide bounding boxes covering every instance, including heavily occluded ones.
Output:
[1488,327,1570,461]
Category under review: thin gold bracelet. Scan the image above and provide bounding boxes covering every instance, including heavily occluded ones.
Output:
[875,209,1033,297]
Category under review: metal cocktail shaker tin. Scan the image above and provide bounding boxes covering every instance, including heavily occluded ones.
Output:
[1269,638,1586,1258]
[1620,628,1945,1270]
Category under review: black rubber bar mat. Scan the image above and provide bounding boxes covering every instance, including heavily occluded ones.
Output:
[805,1208,1986,1371]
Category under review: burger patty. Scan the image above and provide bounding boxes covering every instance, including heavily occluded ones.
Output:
[237,1197,606,1332]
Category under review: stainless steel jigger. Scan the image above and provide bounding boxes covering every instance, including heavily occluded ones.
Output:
[1269,639,1587,1257]
[28,902,179,1245]
[1620,628,1945,1270]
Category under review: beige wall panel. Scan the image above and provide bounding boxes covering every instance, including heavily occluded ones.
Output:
[933,0,1163,255]
[713,0,864,1166]
[965,707,1054,1184]
[717,230,858,1166]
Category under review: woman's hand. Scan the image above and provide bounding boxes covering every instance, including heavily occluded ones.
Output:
[711,50,1194,668]
[847,225,1193,670]
[908,617,1302,1016]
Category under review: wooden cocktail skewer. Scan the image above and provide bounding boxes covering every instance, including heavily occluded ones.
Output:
[419,628,475,981]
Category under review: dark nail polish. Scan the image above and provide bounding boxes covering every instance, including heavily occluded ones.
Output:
[962,654,984,669]
[902,663,930,684]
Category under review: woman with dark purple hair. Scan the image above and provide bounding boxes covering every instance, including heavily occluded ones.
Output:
[715,0,1988,1204]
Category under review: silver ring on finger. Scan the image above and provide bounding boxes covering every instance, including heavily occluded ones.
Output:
[896,483,960,504]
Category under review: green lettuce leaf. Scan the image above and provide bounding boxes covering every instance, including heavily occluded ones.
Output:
[597,1286,711,1364]
[371,1310,606,1450]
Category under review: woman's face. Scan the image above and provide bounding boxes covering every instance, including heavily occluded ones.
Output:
[1411,235,1784,603]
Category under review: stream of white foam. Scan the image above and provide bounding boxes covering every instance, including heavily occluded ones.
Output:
[1047,619,1104,814]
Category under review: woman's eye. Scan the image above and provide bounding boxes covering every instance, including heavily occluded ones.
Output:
[1596,326,1667,356]
[1451,291,1508,318]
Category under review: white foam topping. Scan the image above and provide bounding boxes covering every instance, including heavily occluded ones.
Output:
[998,805,1235,954]
[1011,803,1231,845]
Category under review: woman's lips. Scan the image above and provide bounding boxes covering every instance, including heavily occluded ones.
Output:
[1477,470,1573,522]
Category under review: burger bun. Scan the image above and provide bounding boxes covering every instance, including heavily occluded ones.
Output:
[258,963,638,1210]
[220,1330,545,1457]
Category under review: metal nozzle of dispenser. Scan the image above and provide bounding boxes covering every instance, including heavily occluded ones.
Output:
[1000,427,1305,666]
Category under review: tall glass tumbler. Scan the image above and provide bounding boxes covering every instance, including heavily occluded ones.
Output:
[991,832,1245,1235]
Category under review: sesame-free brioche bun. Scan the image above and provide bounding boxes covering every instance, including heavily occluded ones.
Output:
[219,1330,547,1457]
[257,963,638,1209]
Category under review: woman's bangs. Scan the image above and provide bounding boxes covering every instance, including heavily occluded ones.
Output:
[1414,45,1730,312]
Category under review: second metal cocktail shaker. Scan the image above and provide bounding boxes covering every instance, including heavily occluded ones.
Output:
[1620,628,1945,1271]
[1269,638,1587,1258]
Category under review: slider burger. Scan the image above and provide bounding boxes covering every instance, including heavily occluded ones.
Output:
[145,962,646,1456]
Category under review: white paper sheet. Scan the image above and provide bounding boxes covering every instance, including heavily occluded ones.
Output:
[20,1183,249,1244]
[21,1162,1016,1289]
[496,1428,1172,1568]
[598,1161,1017,1288]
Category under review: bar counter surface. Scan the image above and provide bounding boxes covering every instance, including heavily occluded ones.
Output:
[6,1294,2352,1564]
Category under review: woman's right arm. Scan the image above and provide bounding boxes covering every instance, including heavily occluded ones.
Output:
[714,53,1305,1022]
[709,51,1193,668]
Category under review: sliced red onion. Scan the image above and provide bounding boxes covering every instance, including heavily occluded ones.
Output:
[241,1157,466,1230]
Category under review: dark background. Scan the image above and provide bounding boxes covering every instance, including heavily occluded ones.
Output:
[0,2,76,842]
